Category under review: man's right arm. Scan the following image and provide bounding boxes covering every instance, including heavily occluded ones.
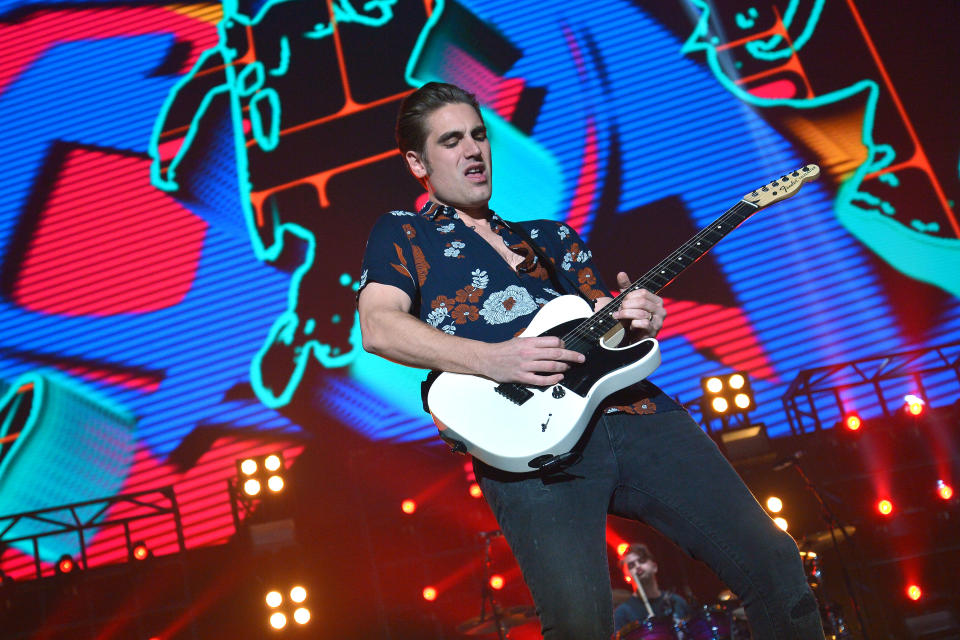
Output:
[358,282,584,386]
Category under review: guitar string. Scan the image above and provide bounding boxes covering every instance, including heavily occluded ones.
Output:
[558,199,758,351]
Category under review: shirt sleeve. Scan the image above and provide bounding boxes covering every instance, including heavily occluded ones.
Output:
[358,213,419,302]
[551,221,611,301]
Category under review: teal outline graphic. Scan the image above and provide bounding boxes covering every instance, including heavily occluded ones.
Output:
[682,0,960,297]
[149,0,397,408]
[0,371,136,561]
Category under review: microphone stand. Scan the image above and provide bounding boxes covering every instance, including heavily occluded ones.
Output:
[790,459,869,639]
[477,530,507,640]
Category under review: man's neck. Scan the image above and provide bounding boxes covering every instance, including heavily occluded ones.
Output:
[455,207,491,228]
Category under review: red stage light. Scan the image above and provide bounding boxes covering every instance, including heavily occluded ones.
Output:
[616,542,629,557]
[489,575,505,590]
[907,584,922,601]
[844,414,861,431]
[401,499,416,514]
[937,481,954,501]
[877,499,893,516]
[469,483,482,498]
[57,555,74,574]
[422,586,437,601]
[132,541,150,561]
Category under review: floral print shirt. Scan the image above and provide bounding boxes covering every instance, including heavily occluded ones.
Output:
[359,201,678,415]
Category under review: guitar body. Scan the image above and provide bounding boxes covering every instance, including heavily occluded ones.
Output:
[427,295,661,473]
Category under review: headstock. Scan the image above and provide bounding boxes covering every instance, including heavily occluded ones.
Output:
[743,164,820,208]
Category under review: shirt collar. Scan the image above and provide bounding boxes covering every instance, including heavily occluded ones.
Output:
[419,200,501,226]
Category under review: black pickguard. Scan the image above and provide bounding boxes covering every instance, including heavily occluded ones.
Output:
[538,318,656,396]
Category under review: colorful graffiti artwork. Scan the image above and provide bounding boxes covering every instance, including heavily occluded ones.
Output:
[1,0,957,580]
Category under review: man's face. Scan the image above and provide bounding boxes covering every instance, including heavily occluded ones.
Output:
[623,552,657,583]
[405,102,492,214]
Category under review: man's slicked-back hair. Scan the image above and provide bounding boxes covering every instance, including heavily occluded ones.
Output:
[396,82,483,158]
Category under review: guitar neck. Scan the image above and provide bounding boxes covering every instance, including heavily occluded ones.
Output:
[564,164,820,347]
[580,200,759,340]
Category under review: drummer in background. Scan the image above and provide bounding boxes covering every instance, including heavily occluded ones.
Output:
[614,543,692,630]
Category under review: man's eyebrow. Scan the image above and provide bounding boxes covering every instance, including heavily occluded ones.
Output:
[436,130,463,145]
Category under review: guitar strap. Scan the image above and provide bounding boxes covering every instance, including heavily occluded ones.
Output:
[498,218,596,305]
[421,219,594,416]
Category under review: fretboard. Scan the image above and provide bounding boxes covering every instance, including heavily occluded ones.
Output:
[564,199,760,351]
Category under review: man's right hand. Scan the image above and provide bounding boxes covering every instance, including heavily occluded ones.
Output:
[480,336,585,386]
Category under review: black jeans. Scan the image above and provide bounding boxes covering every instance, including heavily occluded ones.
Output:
[474,410,825,640]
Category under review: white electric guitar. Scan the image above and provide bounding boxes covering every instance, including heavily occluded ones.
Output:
[426,165,820,473]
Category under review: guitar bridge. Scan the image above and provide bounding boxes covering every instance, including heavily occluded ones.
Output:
[494,383,534,405]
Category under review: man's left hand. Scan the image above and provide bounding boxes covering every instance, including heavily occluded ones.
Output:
[604,272,666,339]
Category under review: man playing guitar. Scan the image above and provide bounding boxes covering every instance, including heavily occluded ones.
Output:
[357,82,824,640]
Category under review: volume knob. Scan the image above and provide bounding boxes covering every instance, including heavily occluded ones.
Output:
[552,386,566,399]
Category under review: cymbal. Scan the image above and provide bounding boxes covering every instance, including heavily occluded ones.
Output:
[457,605,537,635]
[612,589,633,606]
[800,526,856,550]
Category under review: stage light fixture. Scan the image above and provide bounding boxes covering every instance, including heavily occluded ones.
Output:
[236,452,286,500]
[422,586,437,601]
[617,542,629,557]
[490,575,505,590]
[844,414,862,431]
[267,475,285,492]
[773,517,788,531]
[244,478,262,497]
[904,394,925,416]
[701,372,754,420]
[766,496,783,513]
[705,377,723,394]
[469,483,483,498]
[877,499,894,516]
[131,540,150,561]
[907,584,922,601]
[401,499,416,514]
[264,454,282,472]
[264,584,309,630]
[937,480,954,501]
[240,458,258,475]
[56,554,75,574]
[269,612,288,630]
[293,607,311,625]
[266,590,283,608]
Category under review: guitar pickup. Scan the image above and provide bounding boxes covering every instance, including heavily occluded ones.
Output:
[494,383,534,405]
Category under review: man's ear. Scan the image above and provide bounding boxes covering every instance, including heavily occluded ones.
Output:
[405,150,428,179]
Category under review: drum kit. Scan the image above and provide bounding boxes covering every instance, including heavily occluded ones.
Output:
[612,599,748,640]
[458,528,853,638]
[610,528,855,640]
